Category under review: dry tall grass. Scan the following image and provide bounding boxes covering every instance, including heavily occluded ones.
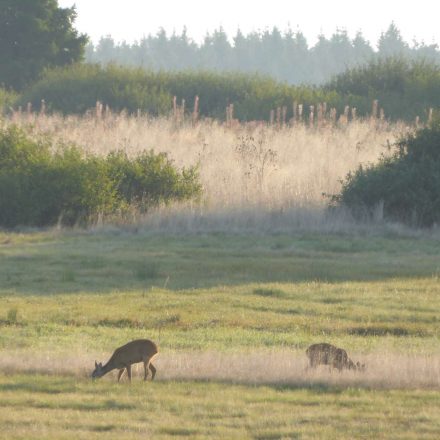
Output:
[2,112,412,231]
[1,349,439,390]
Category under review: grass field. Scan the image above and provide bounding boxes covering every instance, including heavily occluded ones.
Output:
[3,112,407,218]
[1,376,440,439]
[1,228,440,438]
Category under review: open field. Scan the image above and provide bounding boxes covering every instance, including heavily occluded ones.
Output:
[0,112,438,438]
[1,375,440,440]
[1,229,440,438]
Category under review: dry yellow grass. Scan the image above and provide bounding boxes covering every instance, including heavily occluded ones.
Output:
[1,111,416,231]
[1,349,439,390]
[4,112,410,207]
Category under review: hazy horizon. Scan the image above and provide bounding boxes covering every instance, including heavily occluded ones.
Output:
[59,0,439,47]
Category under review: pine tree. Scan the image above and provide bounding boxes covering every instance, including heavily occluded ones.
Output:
[0,0,87,90]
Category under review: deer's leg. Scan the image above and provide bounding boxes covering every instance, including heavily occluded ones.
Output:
[149,363,157,380]
[126,365,132,382]
[143,361,149,381]
[117,369,125,382]
[309,358,318,369]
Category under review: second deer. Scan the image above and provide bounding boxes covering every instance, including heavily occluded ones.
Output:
[306,343,365,372]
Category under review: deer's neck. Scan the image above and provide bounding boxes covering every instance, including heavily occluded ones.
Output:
[101,359,117,375]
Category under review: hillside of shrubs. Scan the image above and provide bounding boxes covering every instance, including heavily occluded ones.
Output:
[0,126,201,228]
[333,117,440,227]
[7,58,438,122]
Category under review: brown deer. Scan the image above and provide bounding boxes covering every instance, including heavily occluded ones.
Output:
[306,343,364,372]
[91,339,158,382]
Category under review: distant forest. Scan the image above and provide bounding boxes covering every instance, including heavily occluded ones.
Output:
[85,23,440,85]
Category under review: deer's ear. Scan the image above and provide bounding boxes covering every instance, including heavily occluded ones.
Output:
[95,361,98,368]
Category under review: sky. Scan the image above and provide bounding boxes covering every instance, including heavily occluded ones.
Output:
[58,0,440,48]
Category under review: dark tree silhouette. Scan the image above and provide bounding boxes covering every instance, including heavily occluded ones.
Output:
[0,0,88,90]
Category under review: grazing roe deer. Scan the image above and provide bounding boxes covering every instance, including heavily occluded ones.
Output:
[306,343,364,372]
[91,339,158,382]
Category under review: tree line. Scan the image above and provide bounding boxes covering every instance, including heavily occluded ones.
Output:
[1,1,439,123]
[85,23,440,85]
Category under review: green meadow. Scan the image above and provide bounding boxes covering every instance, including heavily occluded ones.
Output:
[1,228,440,439]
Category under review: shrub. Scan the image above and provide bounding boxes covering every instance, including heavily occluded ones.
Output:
[16,64,173,115]
[327,58,440,121]
[106,150,202,211]
[0,87,17,112]
[16,64,339,120]
[332,117,440,226]
[0,126,201,228]
[12,58,440,122]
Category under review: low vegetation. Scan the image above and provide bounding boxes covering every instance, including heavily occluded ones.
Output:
[12,58,439,122]
[0,87,17,112]
[1,376,439,439]
[334,117,440,226]
[1,109,407,231]
[16,63,336,120]
[327,57,440,121]
[0,125,201,227]
[1,229,440,438]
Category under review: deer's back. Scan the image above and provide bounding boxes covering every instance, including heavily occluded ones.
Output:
[306,343,341,357]
[306,343,348,366]
[110,339,158,366]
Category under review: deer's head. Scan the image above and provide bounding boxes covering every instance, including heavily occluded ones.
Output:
[91,361,104,379]
[356,362,366,371]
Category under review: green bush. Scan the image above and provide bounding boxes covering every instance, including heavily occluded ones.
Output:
[0,87,17,112]
[327,58,440,121]
[11,58,440,122]
[16,64,339,120]
[106,150,202,211]
[332,117,440,226]
[16,64,173,115]
[0,126,201,228]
